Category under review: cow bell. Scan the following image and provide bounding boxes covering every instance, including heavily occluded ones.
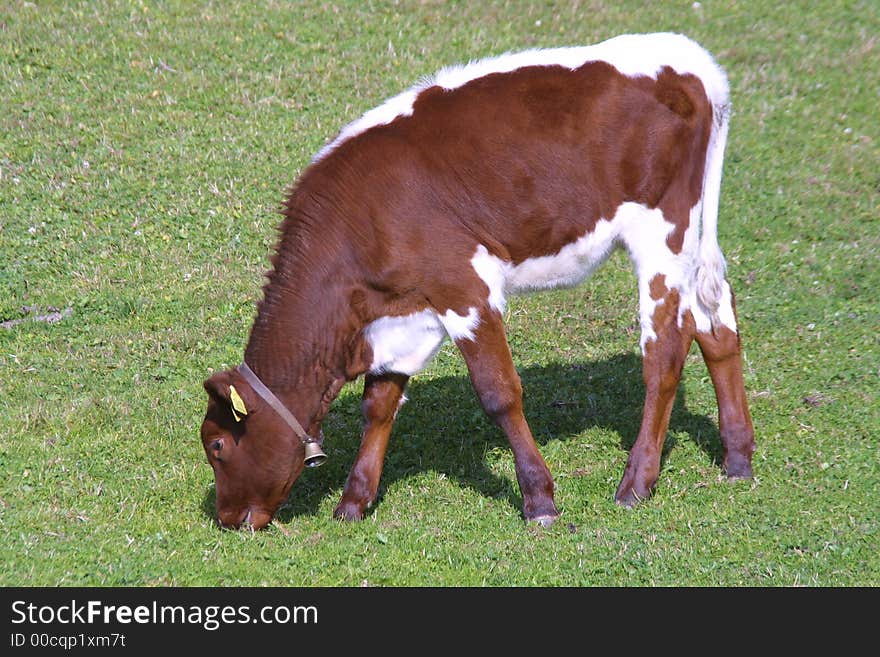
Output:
[303,439,327,468]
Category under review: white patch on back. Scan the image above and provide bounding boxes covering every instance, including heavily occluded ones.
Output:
[432,33,727,102]
[314,88,419,161]
[314,32,729,161]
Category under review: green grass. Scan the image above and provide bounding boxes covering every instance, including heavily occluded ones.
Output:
[1,0,877,586]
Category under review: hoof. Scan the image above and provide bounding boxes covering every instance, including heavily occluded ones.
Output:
[333,502,365,521]
[614,491,642,508]
[723,448,754,480]
[723,461,753,481]
[527,514,559,528]
[614,482,651,508]
[524,498,559,527]
[615,461,656,508]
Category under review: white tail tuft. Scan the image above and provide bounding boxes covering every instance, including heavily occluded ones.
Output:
[695,102,731,331]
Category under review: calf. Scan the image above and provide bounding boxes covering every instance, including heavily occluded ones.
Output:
[201,32,755,529]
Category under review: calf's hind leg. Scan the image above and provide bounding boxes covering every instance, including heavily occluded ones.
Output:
[334,372,409,520]
[694,287,755,479]
[615,278,693,507]
[615,276,755,507]
[454,306,559,526]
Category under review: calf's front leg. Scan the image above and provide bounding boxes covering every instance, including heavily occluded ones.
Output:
[455,306,559,526]
[334,372,409,520]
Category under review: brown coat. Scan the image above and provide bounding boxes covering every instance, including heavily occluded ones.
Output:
[201,33,755,529]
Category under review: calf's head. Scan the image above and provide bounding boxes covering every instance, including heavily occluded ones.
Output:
[200,369,306,530]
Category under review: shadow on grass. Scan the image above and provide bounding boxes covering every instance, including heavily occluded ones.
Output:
[200,353,725,522]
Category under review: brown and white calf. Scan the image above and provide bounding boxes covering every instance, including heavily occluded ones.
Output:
[201,32,755,530]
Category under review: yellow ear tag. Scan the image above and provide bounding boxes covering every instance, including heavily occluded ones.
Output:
[229,385,248,422]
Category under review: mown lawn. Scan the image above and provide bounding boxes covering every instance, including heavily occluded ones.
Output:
[0,0,877,586]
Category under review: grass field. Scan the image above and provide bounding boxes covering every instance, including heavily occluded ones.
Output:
[1,0,877,586]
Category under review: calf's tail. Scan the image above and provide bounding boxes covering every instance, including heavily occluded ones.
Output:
[695,100,731,332]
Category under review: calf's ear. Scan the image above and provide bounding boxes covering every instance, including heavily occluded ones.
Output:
[203,369,259,422]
